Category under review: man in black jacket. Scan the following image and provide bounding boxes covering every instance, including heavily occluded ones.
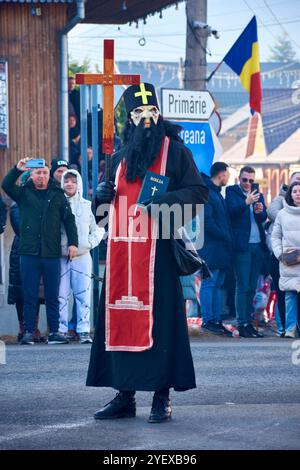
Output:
[2,158,78,345]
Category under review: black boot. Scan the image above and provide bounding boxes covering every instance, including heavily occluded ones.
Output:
[245,323,264,338]
[238,324,253,338]
[94,391,136,420]
[148,389,172,423]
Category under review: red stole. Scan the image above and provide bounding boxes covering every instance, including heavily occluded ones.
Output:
[105,137,170,352]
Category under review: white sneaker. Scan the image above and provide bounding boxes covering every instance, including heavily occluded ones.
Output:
[78,333,93,344]
[285,331,296,338]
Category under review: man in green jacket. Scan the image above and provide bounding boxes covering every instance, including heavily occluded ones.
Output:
[2,158,78,345]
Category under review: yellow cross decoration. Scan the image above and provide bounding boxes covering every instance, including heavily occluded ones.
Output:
[134,83,152,104]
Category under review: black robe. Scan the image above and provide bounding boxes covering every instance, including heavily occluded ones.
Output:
[86,137,208,392]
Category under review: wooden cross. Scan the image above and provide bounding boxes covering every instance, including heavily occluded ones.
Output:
[76,39,140,180]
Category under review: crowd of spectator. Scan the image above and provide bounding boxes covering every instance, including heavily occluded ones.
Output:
[0,131,299,342]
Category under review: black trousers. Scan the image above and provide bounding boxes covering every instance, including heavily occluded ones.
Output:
[269,253,285,329]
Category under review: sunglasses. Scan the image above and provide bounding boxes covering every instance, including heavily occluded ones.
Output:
[241,177,254,184]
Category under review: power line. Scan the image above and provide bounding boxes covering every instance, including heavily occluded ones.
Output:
[242,0,282,41]
[209,0,289,18]
[69,17,300,40]
[222,17,300,32]
[262,0,300,51]
[68,43,186,55]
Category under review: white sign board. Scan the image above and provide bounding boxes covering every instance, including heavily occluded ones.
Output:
[161,88,215,121]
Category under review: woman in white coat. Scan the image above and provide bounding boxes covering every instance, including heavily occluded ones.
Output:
[59,170,103,343]
[271,182,300,338]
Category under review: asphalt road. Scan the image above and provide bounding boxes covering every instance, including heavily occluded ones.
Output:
[0,337,300,450]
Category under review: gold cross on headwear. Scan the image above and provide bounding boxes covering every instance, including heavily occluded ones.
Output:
[134,83,152,104]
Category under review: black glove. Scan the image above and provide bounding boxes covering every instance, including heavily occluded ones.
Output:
[96,181,116,203]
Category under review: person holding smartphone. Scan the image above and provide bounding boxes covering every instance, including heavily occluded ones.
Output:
[226,166,267,338]
[2,157,78,345]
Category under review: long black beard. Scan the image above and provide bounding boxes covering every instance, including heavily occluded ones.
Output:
[122,117,165,182]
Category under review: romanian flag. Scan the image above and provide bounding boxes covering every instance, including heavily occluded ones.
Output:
[223,16,262,114]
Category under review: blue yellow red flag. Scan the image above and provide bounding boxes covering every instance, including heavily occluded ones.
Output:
[223,16,262,114]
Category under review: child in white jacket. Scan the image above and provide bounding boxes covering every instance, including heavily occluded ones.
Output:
[59,169,103,343]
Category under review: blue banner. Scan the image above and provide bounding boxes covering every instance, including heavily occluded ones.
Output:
[172,120,215,176]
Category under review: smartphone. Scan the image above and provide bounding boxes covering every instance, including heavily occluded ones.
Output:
[251,183,260,193]
[25,159,45,169]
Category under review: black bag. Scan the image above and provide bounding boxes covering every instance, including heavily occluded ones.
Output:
[170,230,212,279]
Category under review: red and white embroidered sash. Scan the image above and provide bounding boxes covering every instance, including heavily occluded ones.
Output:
[105,137,170,352]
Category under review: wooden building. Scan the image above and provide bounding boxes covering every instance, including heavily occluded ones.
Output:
[0,2,68,180]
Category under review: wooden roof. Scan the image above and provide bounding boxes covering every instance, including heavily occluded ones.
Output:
[70,0,180,24]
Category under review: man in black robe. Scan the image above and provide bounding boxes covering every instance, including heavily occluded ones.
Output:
[86,83,208,423]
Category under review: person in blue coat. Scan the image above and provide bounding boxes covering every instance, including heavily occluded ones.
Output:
[226,166,267,338]
[198,162,233,336]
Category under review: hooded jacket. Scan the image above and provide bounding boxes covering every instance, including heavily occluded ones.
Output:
[61,169,103,257]
[271,200,300,292]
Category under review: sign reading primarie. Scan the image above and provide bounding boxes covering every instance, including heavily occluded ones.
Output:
[0,60,8,148]
[161,88,215,121]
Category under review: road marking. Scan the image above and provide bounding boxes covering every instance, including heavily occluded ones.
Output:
[0,419,92,443]
[0,407,151,443]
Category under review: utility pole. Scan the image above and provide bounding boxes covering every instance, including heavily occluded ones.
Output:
[178,57,184,89]
[184,0,208,90]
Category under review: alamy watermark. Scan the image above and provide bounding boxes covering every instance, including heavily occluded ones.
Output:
[291,340,300,366]
[291,80,300,105]
[0,340,6,365]
[96,200,205,250]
